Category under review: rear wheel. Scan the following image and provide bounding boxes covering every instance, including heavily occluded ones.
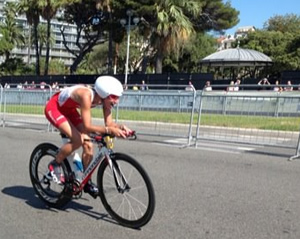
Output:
[97,153,155,228]
[29,143,72,208]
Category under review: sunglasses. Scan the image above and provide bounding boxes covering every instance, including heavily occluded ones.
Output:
[108,95,119,100]
[108,95,119,108]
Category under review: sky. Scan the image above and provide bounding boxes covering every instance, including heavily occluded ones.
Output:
[225,0,300,35]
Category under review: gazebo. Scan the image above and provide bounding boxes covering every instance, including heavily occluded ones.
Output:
[199,47,273,80]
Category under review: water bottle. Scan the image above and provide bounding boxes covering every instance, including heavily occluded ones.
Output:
[62,136,83,182]
[66,151,83,182]
[72,153,83,182]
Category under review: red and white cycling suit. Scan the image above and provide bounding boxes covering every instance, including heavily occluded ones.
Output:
[45,85,95,128]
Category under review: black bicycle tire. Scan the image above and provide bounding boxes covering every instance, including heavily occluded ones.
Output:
[97,152,155,228]
[29,143,72,208]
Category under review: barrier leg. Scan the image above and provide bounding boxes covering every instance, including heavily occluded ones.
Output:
[288,130,300,161]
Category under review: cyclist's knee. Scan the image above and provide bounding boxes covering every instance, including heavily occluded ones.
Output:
[70,134,82,150]
[82,138,93,157]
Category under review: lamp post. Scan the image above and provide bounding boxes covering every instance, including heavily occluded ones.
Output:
[120,10,139,86]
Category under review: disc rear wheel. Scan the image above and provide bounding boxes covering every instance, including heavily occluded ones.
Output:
[29,143,72,208]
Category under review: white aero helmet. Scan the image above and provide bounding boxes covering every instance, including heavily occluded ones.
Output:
[94,76,123,98]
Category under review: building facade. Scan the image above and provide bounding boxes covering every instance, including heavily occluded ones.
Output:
[0,0,81,67]
[217,26,256,51]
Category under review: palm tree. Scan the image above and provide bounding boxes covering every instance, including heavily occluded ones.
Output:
[96,0,113,73]
[39,0,83,75]
[18,0,41,75]
[151,0,201,73]
[0,2,25,61]
[38,0,62,76]
[31,23,55,56]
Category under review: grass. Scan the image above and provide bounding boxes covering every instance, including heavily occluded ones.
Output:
[2,104,300,132]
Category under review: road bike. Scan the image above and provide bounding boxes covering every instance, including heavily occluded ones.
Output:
[29,131,155,228]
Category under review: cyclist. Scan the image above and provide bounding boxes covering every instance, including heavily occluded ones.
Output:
[44,76,131,198]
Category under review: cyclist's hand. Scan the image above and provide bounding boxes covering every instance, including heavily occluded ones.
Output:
[109,127,126,138]
[120,124,132,136]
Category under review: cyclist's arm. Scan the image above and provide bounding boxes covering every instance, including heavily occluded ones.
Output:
[103,106,115,127]
[77,89,106,134]
[103,106,131,134]
[76,89,126,137]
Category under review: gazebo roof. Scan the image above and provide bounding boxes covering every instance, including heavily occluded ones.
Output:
[200,48,273,67]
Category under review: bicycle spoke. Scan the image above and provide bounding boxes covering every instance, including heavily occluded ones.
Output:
[124,192,148,210]
[98,153,155,228]
[123,194,139,220]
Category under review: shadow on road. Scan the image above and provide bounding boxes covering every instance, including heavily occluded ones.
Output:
[1,185,120,226]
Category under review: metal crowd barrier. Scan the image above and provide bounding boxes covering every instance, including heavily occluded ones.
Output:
[2,83,300,159]
[1,84,53,129]
[195,91,300,147]
[116,84,197,145]
[0,84,3,125]
[193,84,300,159]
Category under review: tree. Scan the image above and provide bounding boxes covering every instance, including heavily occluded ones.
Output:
[38,0,59,76]
[288,35,300,70]
[148,0,201,73]
[18,0,41,75]
[177,32,216,73]
[77,42,109,74]
[33,24,55,55]
[39,57,67,74]
[239,14,300,74]
[0,29,14,60]
[95,0,114,73]
[58,0,239,74]
[264,14,300,34]
[38,0,78,76]
[0,58,33,76]
[61,0,110,74]
[0,2,25,61]
[127,0,239,73]
[192,0,239,33]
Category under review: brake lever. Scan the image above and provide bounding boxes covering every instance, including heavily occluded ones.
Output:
[127,131,137,140]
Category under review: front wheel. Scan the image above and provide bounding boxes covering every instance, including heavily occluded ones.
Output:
[29,143,73,208]
[97,153,155,228]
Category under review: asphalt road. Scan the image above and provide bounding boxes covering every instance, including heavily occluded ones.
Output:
[1,127,300,239]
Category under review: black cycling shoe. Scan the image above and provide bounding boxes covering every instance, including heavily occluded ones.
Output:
[84,180,99,199]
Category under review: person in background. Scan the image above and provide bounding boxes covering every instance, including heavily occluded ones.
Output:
[30,81,36,89]
[185,81,195,91]
[273,80,283,92]
[17,82,23,90]
[227,81,235,92]
[203,81,212,91]
[40,81,46,90]
[284,80,293,91]
[234,79,241,91]
[132,84,139,90]
[140,80,149,91]
[258,77,270,90]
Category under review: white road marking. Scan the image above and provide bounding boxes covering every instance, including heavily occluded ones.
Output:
[153,138,256,154]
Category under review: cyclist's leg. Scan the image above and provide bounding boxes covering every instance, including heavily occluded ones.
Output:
[54,107,85,163]
[45,97,83,164]
[56,121,82,163]
[76,123,93,169]
[75,123,99,198]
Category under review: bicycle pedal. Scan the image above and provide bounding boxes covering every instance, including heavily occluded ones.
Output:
[73,191,82,199]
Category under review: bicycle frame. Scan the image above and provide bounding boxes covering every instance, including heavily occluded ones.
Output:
[70,135,130,195]
[68,141,105,193]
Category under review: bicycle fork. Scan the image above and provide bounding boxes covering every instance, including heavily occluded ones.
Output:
[106,154,130,193]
